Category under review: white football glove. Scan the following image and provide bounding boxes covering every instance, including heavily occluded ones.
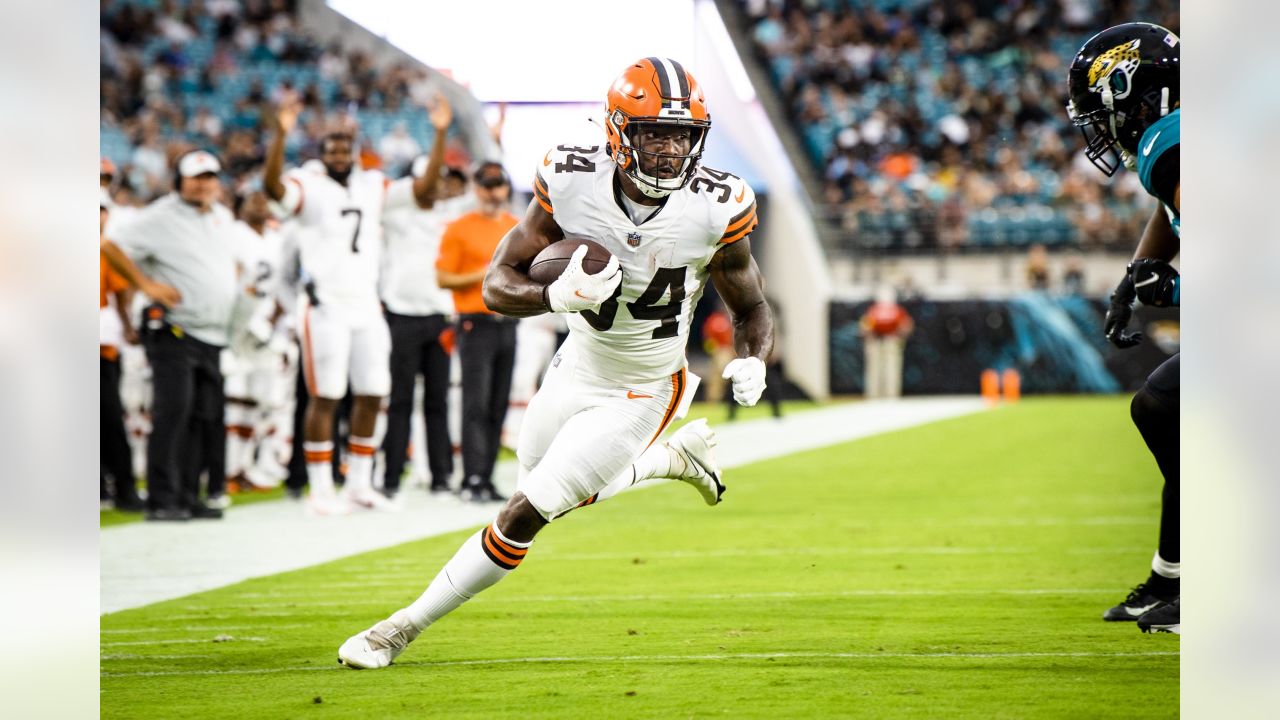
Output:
[545,245,623,313]
[722,356,767,407]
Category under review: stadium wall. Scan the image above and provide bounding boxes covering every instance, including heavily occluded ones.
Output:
[829,298,1178,395]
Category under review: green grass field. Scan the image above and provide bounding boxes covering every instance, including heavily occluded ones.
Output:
[100,397,1177,718]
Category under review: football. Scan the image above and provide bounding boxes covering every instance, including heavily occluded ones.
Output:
[527,238,614,285]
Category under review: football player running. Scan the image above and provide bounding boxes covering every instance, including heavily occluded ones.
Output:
[1067,22,1181,633]
[339,58,773,668]
[264,94,453,514]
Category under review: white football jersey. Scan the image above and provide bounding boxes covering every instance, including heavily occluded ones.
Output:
[232,222,285,301]
[274,166,417,314]
[534,144,758,383]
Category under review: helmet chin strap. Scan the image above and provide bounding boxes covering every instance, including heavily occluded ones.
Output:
[625,169,673,199]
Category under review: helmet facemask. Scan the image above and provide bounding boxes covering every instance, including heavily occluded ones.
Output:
[609,113,709,199]
[1068,99,1127,176]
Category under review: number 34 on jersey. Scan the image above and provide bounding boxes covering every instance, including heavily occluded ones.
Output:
[533,143,758,380]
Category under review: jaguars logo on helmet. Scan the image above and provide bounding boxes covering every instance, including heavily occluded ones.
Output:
[1088,39,1141,99]
[1067,22,1179,176]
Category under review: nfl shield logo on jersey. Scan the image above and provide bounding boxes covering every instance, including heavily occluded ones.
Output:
[626,231,642,248]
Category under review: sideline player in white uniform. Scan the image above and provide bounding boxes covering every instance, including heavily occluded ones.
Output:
[264,95,454,513]
[339,57,774,668]
[222,189,292,493]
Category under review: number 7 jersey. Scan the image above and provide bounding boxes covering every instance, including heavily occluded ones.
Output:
[273,165,418,315]
[533,144,758,383]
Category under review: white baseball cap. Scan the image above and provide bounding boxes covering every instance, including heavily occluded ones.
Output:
[178,150,222,177]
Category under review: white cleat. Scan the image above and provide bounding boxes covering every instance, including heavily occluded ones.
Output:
[666,418,725,506]
[305,491,351,516]
[341,487,401,512]
[338,611,421,670]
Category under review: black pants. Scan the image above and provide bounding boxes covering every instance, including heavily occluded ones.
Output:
[384,311,453,491]
[144,330,225,511]
[101,356,141,504]
[1131,352,1179,563]
[457,314,517,486]
[286,357,309,492]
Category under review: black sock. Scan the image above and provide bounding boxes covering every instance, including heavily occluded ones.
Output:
[1146,571,1179,600]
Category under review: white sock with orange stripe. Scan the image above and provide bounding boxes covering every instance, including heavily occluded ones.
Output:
[304,441,335,499]
[345,436,378,495]
[404,522,531,630]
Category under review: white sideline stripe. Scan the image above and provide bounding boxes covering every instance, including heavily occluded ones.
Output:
[101,398,989,614]
[101,650,1179,678]
[101,654,212,660]
[101,625,312,635]
[194,588,1122,607]
[101,637,266,647]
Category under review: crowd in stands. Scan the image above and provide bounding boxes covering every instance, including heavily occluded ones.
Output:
[738,0,1179,253]
[100,0,462,204]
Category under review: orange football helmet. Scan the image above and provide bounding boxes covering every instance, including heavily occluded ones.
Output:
[605,57,710,198]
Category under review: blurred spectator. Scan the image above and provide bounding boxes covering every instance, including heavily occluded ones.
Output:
[701,308,736,404]
[1063,253,1086,296]
[101,191,145,513]
[100,151,241,521]
[860,287,913,399]
[738,0,1179,254]
[1026,243,1050,290]
[99,0,448,206]
[436,163,518,503]
[378,122,422,177]
[380,156,460,498]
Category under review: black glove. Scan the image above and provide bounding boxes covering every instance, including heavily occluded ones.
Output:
[1129,258,1179,308]
[1104,273,1144,349]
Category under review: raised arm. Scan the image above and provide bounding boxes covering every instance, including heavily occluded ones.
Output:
[264,95,301,202]
[412,94,452,209]
[481,199,565,318]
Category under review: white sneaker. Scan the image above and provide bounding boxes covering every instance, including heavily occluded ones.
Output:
[246,459,287,489]
[338,610,420,669]
[342,487,401,512]
[665,418,725,506]
[205,493,232,510]
[305,491,351,516]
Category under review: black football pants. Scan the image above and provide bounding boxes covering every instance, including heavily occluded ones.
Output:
[1131,353,1179,563]
[384,312,453,491]
[101,356,142,505]
[143,331,224,511]
[457,314,517,487]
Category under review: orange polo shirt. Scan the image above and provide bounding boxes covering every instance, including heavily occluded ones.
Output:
[436,210,518,314]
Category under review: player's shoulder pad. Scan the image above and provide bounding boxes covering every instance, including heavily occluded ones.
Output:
[694,165,758,245]
[1136,109,1179,195]
[533,143,609,215]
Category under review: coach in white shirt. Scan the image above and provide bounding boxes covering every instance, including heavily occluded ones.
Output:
[379,155,461,496]
[101,150,240,521]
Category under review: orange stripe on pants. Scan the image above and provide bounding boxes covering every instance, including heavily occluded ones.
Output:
[645,368,686,449]
[301,304,318,397]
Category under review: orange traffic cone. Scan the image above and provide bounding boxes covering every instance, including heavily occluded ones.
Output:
[981,369,1000,405]
[1001,369,1021,403]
